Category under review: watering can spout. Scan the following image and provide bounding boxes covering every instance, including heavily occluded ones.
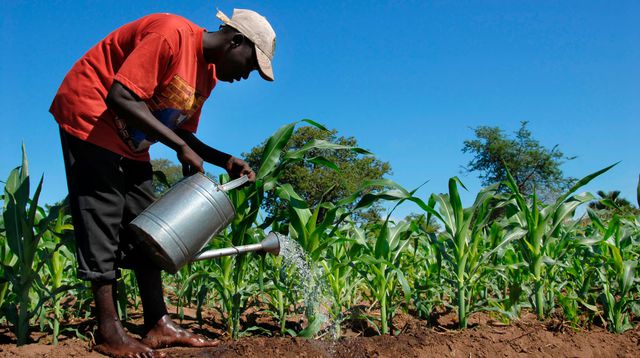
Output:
[190,232,283,262]
[260,232,281,256]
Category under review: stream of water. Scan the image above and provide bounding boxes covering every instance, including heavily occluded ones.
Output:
[278,236,338,340]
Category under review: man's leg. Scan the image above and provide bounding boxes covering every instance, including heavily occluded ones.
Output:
[119,158,219,349]
[60,128,164,358]
[92,280,162,358]
[134,266,219,348]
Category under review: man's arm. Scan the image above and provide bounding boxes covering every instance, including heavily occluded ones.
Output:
[175,129,256,182]
[106,81,204,172]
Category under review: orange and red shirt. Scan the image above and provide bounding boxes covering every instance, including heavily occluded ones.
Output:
[50,13,217,161]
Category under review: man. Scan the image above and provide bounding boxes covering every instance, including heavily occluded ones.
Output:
[50,9,276,358]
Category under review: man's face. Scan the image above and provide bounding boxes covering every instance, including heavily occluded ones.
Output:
[215,34,258,83]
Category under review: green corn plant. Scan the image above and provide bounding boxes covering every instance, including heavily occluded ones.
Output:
[199,119,363,338]
[503,164,615,319]
[1,145,71,345]
[262,183,364,337]
[205,228,260,338]
[271,178,412,336]
[598,245,636,333]
[353,220,412,335]
[345,179,444,334]
[319,224,364,337]
[258,123,373,337]
[114,269,139,322]
[165,253,218,324]
[36,203,75,344]
[259,254,298,336]
[534,215,583,320]
[169,263,192,319]
[168,121,282,337]
[278,176,432,336]
[481,221,528,323]
[427,178,526,328]
[557,250,600,327]
[0,228,17,321]
[271,184,349,338]
[405,205,446,321]
[407,233,444,320]
[168,258,219,326]
[587,211,638,333]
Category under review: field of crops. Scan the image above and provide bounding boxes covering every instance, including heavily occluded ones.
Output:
[1,121,639,354]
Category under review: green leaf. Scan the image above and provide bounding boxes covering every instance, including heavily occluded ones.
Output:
[27,175,44,235]
[4,194,24,262]
[307,156,340,172]
[578,236,602,247]
[448,177,464,232]
[20,143,29,183]
[435,194,455,234]
[586,208,605,233]
[554,163,617,206]
[395,269,411,306]
[3,167,22,208]
[621,261,636,294]
[153,170,171,188]
[354,189,408,210]
[485,228,527,258]
[300,118,329,132]
[577,298,599,313]
[297,315,323,338]
[257,122,296,180]
[503,164,531,219]
[549,192,594,233]
[301,139,371,155]
[284,139,372,162]
[374,223,390,259]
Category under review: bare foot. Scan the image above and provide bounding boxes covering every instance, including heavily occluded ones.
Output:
[142,315,219,349]
[93,327,166,358]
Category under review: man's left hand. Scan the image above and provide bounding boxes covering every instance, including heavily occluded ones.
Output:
[225,156,256,183]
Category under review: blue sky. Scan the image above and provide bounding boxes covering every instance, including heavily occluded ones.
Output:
[1,1,638,217]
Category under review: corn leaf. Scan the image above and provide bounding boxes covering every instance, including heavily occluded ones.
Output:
[257,122,296,180]
[553,163,617,207]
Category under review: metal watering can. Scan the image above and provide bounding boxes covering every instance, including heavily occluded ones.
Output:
[129,173,281,273]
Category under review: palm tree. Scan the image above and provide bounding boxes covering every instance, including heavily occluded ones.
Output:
[589,190,639,216]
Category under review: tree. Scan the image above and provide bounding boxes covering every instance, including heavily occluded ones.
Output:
[150,159,183,195]
[150,159,221,197]
[243,126,392,221]
[588,190,640,218]
[462,121,575,202]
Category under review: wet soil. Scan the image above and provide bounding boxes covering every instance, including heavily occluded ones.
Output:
[1,308,638,358]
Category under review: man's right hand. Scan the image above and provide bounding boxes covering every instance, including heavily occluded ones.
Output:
[177,144,204,176]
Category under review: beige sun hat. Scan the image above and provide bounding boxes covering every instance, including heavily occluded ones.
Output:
[216,8,276,81]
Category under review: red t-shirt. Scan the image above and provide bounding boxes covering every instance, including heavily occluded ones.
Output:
[50,13,217,161]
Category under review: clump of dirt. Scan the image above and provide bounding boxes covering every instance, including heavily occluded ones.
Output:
[1,310,639,357]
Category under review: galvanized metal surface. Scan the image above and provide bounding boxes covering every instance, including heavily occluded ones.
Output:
[130,173,243,273]
[191,232,282,261]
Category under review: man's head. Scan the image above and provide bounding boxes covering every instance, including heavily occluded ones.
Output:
[213,9,276,83]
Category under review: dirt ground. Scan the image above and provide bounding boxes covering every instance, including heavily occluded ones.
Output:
[1,309,639,358]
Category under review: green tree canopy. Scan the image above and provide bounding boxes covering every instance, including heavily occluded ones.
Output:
[462,121,575,202]
[151,159,184,196]
[243,126,392,221]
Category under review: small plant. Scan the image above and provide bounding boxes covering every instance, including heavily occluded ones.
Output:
[503,164,615,319]
[427,179,525,328]
[1,146,72,345]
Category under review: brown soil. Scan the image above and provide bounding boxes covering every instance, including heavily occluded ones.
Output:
[1,309,638,358]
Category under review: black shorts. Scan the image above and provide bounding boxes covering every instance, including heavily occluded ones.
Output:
[60,127,158,281]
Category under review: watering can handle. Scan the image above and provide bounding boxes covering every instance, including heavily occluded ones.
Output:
[218,175,249,192]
